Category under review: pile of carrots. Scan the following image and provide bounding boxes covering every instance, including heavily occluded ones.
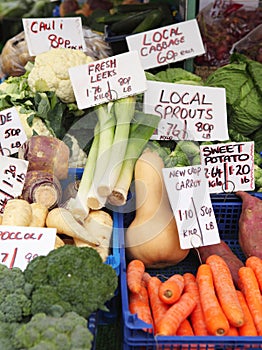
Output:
[127,255,262,337]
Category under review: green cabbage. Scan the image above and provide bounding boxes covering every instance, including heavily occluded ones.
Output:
[205,53,262,136]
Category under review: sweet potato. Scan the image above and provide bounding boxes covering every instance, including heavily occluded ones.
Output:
[197,240,244,287]
[236,191,262,259]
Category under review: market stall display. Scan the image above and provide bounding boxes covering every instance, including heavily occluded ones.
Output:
[0,1,261,349]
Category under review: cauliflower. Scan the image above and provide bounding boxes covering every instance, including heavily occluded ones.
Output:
[27,48,93,103]
[63,133,87,168]
[15,106,54,138]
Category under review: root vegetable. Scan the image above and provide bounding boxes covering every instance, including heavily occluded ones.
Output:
[29,203,48,227]
[21,170,62,210]
[73,209,113,261]
[236,191,262,259]
[18,135,70,180]
[54,235,65,249]
[197,240,244,287]
[125,148,189,268]
[2,199,32,226]
[46,207,99,246]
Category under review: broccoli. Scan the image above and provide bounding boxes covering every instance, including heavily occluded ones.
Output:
[0,264,32,323]
[24,245,118,319]
[12,312,94,350]
[0,321,20,350]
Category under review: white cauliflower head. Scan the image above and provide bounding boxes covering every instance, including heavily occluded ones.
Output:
[27,48,93,103]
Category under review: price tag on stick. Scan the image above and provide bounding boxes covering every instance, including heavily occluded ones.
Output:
[0,226,57,271]
[144,81,228,141]
[162,165,220,249]
[200,141,255,193]
[0,107,27,156]
[69,51,147,109]
[0,156,28,214]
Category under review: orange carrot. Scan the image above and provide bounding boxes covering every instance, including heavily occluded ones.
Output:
[236,290,258,336]
[245,256,262,292]
[147,276,170,334]
[226,326,239,336]
[206,254,244,328]
[127,259,145,294]
[129,284,153,333]
[196,263,230,336]
[157,292,197,336]
[238,266,262,336]
[158,274,184,305]
[183,272,209,336]
[142,271,152,287]
[176,318,194,336]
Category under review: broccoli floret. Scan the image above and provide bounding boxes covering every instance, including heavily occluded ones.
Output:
[13,312,93,350]
[0,264,32,322]
[24,245,118,319]
[30,285,71,317]
[0,321,20,350]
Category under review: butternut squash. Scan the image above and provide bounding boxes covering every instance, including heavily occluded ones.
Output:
[125,148,189,268]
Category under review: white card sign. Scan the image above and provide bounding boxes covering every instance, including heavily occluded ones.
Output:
[162,165,220,249]
[200,141,255,193]
[0,107,27,156]
[0,156,28,214]
[126,19,205,70]
[0,226,56,271]
[69,51,147,109]
[23,17,86,56]
[144,81,228,141]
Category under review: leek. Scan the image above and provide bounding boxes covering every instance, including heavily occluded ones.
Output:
[97,96,136,197]
[86,102,115,210]
[108,111,160,206]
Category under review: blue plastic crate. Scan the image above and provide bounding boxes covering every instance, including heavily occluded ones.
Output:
[119,192,262,350]
[60,168,121,325]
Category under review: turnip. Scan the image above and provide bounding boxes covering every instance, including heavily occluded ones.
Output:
[18,135,70,180]
[236,191,262,259]
[21,170,63,210]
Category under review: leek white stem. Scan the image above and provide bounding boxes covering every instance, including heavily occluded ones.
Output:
[97,96,136,197]
[108,111,160,206]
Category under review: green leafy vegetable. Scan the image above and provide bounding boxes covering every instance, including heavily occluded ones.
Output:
[205,53,262,136]
[24,245,118,319]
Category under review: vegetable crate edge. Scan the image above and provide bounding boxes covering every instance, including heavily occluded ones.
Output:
[61,168,121,326]
[119,192,262,350]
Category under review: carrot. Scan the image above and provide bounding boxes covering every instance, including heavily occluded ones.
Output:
[142,271,152,287]
[226,326,239,336]
[236,290,258,336]
[157,292,197,336]
[183,272,208,336]
[238,266,262,336]
[206,254,244,328]
[129,284,153,333]
[196,263,230,336]
[158,274,184,305]
[127,259,145,294]
[176,318,194,336]
[245,256,262,292]
[147,276,170,334]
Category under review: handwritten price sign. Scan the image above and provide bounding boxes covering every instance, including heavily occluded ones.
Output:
[162,165,220,249]
[69,51,147,109]
[126,19,205,70]
[23,17,86,56]
[200,141,255,193]
[144,81,228,141]
[0,226,57,270]
[0,156,28,214]
[0,107,27,156]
